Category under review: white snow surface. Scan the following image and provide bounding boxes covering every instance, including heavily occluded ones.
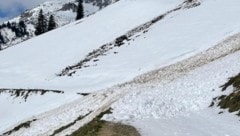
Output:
[1,0,240,135]
[0,92,80,133]
[0,0,183,91]
[131,109,240,136]
[107,48,240,121]
[0,0,183,133]
[1,0,240,92]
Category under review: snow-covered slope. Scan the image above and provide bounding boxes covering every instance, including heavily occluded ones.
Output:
[0,0,184,91]
[0,0,240,92]
[0,0,183,133]
[105,36,240,135]
[1,0,240,135]
[0,0,117,49]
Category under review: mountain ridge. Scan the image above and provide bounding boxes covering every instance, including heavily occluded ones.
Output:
[0,0,118,50]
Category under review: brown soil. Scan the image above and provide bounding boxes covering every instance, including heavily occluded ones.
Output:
[98,122,140,136]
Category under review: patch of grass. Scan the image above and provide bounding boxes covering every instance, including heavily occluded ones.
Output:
[98,122,140,136]
[218,90,240,114]
[69,109,140,136]
[69,109,112,136]
[220,73,240,91]
[211,73,240,117]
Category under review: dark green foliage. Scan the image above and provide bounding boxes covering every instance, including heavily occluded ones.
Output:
[220,73,240,91]
[0,32,4,50]
[76,0,84,20]
[217,90,240,114]
[69,108,140,136]
[19,21,28,36]
[0,21,28,50]
[7,21,11,28]
[9,22,20,36]
[35,9,48,35]
[2,23,6,28]
[9,21,28,37]
[69,109,112,136]
[35,10,57,35]
[0,32,4,43]
[48,15,57,31]
[0,20,28,42]
[211,74,240,117]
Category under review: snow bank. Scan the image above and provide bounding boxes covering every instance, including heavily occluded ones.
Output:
[132,109,240,136]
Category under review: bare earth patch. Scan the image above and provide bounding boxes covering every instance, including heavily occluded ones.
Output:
[69,109,140,136]
[98,122,140,136]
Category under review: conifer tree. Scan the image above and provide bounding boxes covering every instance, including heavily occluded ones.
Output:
[35,9,47,35]
[47,15,56,31]
[0,32,4,50]
[7,22,11,28]
[76,0,84,20]
[2,23,6,28]
[19,21,28,36]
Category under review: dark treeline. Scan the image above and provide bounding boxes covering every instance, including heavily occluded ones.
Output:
[0,20,28,49]
[35,9,57,35]
[1,0,84,49]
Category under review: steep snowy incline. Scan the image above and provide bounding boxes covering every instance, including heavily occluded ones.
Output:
[55,0,240,91]
[1,0,240,92]
[4,32,240,135]
[0,0,182,134]
[1,0,240,134]
[0,0,117,49]
[0,0,182,91]
[1,0,238,92]
[62,0,240,91]
[105,39,240,136]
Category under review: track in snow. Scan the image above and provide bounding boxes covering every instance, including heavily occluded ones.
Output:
[3,30,240,136]
[3,0,240,135]
[58,0,201,77]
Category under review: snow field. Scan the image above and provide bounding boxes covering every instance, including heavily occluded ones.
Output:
[1,0,240,135]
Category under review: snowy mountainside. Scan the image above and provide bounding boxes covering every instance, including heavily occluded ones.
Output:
[0,0,185,133]
[0,0,184,91]
[0,0,118,49]
[1,0,240,135]
[105,35,240,135]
